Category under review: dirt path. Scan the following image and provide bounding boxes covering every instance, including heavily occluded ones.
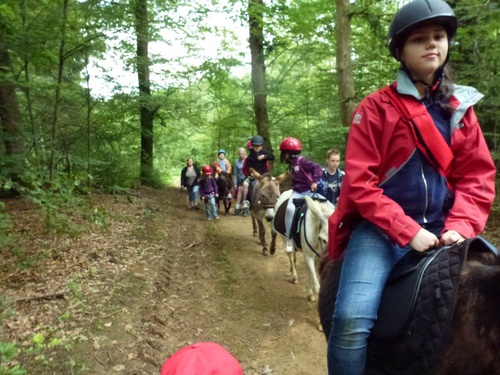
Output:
[1,186,327,374]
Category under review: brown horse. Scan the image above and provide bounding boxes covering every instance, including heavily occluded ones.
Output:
[216,172,234,215]
[249,168,287,256]
[318,239,500,374]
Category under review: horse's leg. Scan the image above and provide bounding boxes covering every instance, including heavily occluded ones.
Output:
[286,246,298,284]
[251,214,258,237]
[258,217,268,256]
[303,249,319,303]
[270,230,277,255]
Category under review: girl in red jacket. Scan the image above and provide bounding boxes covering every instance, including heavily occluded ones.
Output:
[327,1,496,374]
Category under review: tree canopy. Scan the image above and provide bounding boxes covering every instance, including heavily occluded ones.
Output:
[1,0,498,192]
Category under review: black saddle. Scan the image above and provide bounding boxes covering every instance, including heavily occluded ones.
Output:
[367,236,498,375]
[273,195,327,254]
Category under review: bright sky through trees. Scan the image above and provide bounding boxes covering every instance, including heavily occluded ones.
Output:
[88,1,250,98]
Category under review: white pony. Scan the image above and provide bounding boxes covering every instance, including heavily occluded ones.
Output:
[273,190,335,302]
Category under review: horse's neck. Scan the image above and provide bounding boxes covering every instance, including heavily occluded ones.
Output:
[250,192,262,208]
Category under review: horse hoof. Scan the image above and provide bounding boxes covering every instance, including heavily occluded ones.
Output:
[308,295,317,303]
[317,323,323,332]
[270,248,275,255]
[262,249,269,256]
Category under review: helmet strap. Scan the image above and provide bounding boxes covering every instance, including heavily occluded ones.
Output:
[401,63,445,96]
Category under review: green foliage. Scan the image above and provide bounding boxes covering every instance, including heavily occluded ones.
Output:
[91,207,107,226]
[12,172,83,234]
[0,201,15,250]
[67,278,82,301]
[0,295,16,323]
[0,342,27,375]
[0,0,498,198]
[450,0,500,141]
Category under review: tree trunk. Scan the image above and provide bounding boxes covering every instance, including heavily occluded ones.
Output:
[49,0,69,180]
[248,0,272,154]
[335,0,356,127]
[19,0,39,161]
[134,0,155,186]
[0,38,24,178]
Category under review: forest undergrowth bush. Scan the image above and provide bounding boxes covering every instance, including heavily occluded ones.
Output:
[0,297,26,375]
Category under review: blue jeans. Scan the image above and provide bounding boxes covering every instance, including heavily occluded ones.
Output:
[204,195,218,219]
[327,221,409,375]
[188,185,199,203]
[285,190,329,237]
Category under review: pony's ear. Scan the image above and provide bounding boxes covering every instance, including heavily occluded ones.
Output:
[305,196,323,219]
[276,171,288,184]
[250,168,262,180]
[305,196,335,221]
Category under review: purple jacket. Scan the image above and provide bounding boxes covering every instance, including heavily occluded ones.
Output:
[290,156,323,193]
[199,176,218,197]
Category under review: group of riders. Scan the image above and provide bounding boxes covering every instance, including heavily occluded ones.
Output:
[181,135,344,227]
[181,0,498,373]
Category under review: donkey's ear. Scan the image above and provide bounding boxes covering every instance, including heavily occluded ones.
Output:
[305,196,322,219]
[305,196,335,222]
[276,171,288,184]
[250,168,262,180]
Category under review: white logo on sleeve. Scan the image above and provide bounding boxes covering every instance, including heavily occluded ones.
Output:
[353,112,362,124]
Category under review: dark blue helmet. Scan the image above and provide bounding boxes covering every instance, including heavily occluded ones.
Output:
[250,135,264,146]
[388,0,457,60]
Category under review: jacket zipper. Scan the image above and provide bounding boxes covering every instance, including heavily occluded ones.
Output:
[420,161,429,224]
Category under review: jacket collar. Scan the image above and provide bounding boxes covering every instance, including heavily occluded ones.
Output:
[396,70,421,100]
[395,69,484,127]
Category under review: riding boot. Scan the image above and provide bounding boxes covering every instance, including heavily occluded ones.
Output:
[241,200,250,217]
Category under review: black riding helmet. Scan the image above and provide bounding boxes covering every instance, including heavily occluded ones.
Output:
[388,0,457,91]
[251,135,264,146]
[388,0,457,61]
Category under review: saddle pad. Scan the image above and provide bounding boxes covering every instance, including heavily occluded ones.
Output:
[273,198,288,236]
[367,237,497,375]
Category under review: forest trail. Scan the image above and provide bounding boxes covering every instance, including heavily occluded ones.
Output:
[1,186,328,374]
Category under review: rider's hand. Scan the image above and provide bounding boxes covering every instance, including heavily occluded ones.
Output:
[409,228,439,252]
[440,230,465,246]
[311,182,317,192]
[257,155,265,161]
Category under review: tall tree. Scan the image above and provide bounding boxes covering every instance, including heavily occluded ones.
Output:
[248,0,272,152]
[49,0,69,180]
[335,0,356,127]
[134,0,155,185]
[0,38,24,178]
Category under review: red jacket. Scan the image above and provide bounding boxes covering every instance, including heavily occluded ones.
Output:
[328,83,496,259]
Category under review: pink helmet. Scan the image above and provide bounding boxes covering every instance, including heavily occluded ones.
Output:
[161,342,243,375]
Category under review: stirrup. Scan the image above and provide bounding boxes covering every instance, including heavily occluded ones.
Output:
[285,239,294,253]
